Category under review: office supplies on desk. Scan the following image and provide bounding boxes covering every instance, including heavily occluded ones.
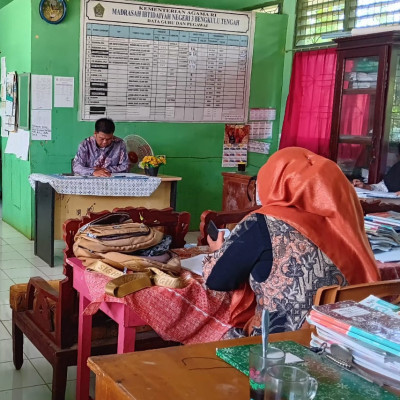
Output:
[217,341,397,399]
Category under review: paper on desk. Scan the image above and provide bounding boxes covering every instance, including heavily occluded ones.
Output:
[111,173,148,179]
[374,248,400,262]
[180,254,205,276]
[355,187,399,199]
[366,191,399,199]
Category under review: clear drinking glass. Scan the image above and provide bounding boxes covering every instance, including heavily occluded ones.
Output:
[248,345,285,400]
[264,364,318,400]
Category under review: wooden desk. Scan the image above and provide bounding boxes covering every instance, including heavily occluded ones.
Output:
[34,174,181,266]
[359,197,400,214]
[87,329,312,400]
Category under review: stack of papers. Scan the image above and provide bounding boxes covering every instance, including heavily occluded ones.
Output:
[308,297,400,389]
[364,211,400,261]
[355,187,400,199]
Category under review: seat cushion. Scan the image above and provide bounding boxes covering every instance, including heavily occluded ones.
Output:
[9,281,60,312]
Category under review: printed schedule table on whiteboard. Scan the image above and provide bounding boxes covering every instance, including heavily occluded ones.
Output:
[80,0,254,122]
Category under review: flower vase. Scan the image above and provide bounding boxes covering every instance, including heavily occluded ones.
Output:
[144,166,159,177]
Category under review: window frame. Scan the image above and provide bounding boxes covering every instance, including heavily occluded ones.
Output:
[295,0,400,49]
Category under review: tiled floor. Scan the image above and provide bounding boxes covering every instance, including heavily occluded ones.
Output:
[0,203,200,399]
[0,208,79,399]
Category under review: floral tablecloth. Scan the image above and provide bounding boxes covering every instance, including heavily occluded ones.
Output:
[29,173,161,197]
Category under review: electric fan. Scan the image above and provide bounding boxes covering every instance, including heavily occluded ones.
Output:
[124,135,154,172]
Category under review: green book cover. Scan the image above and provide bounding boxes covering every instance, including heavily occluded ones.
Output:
[216,341,398,399]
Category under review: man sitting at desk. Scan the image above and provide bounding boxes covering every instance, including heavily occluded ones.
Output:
[353,144,400,195]
[72,118,129,177]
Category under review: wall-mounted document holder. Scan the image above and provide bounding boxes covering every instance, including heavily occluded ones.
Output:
[18,73,30,130]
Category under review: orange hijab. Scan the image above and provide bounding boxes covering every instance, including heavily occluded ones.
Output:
[255,147,380,284]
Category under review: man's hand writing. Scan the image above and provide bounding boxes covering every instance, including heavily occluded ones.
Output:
[93,168,111,177]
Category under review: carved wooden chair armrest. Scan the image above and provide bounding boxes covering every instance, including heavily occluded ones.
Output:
[26,277,60,334]
[198,206,261,245]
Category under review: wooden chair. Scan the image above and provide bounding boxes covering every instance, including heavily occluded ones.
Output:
[10,206,190,400]
[314,279,400,305]
[197,206,260,245]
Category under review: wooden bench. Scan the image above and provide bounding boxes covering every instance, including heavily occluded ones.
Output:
[10,206,190,400]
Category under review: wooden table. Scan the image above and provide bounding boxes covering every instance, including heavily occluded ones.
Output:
[87,329,312,400]
[359,196,400,214]
[34,174,181,266]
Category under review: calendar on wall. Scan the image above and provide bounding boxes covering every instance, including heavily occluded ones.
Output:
[80,0,255,122]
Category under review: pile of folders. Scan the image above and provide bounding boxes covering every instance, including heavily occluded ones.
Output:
[307,296,400,390]
[364,211,400,253]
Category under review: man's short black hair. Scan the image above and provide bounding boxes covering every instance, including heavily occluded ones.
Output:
[95,118,115,134]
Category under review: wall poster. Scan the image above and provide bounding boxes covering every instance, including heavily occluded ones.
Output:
[80,0,254,122]
[222,124,249,167]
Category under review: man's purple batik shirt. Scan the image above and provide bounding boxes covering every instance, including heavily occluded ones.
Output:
[72,136,129,176]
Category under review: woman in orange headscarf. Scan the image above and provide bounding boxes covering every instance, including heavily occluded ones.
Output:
[204,147,380,335]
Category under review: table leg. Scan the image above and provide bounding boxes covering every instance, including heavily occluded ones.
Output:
[170,181,177,210]
[117,326,136,353]
[34,182,55,267]
[76,295,92,400]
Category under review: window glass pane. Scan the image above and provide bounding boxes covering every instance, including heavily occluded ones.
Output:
[337,143,371,180]
[339,57,378,138]
[386,54,400,173]
[295,0,400,48]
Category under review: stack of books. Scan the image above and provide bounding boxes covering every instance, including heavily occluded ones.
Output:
[307,297,400,389]
[364,211,400,260]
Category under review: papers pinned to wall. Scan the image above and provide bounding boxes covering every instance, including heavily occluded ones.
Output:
[249,108,276,121]
[31,75,52,140]
[54,76,74,108]
[222,124,249,167]
[249,121,273,139]
[31,109,52,141]
[4,71,17,133]
[4,128,30,161]
[248,140,270,155]
[0,58,8,137]
[31,75,52,110]
[0,101,7,138]
[248,107,275,154]
[1,57,6,101]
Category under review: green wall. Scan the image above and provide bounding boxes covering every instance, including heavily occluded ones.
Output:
[0,0,32,237]
[1,0,289,234]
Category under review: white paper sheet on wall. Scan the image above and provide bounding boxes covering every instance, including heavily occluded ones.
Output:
[0,101,7,138]
[1,57,6,101]
[31,109,52,140]
[249,108,276,121]
[54,76,74,108]
[31,75,52,110]
[4,129,30,160]
[248,140,270,154]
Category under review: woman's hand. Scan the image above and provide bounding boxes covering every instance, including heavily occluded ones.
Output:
[352,179,372,190]
[207,230,225,252]
[352,179,365,188]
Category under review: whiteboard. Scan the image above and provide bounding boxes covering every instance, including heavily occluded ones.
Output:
[80,0,254,122]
